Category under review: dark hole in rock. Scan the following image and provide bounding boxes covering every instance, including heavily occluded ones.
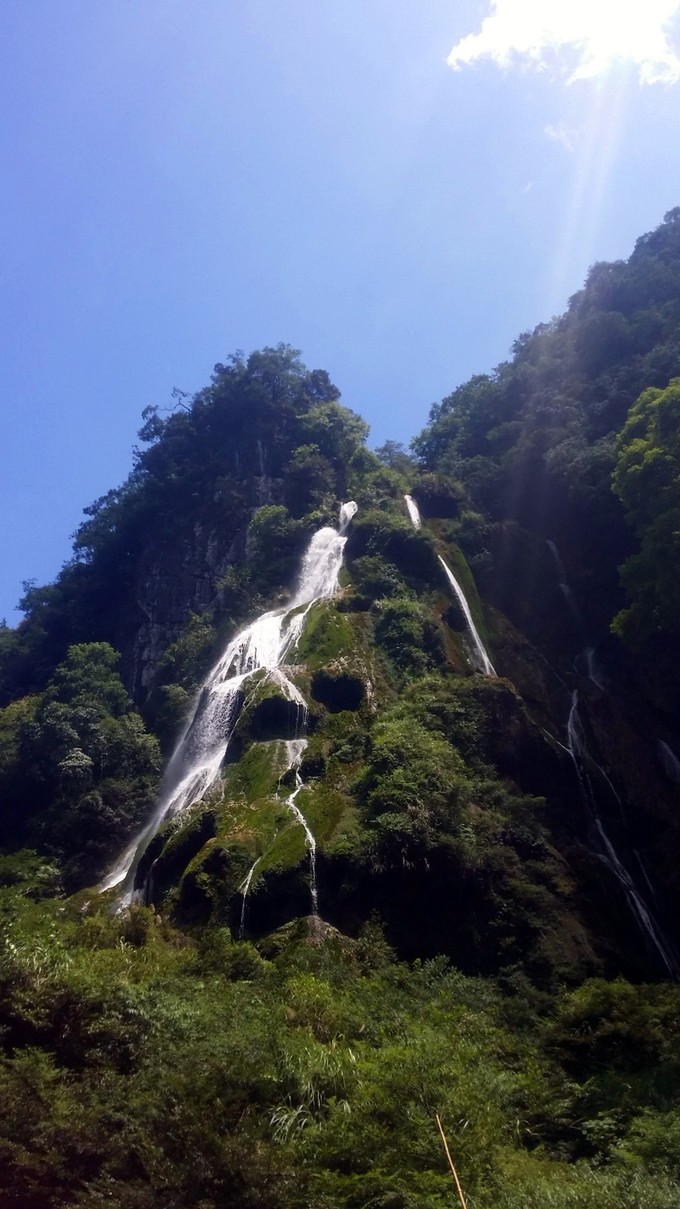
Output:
[249,696,307,741]
[300,751,327,778]
[311,669,365,713]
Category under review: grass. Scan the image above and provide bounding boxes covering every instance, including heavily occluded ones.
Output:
[294,601,361,668]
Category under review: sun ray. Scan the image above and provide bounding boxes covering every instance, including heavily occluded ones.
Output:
[548,69,633,308]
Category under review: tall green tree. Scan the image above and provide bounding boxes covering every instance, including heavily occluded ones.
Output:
[612,378,680,646]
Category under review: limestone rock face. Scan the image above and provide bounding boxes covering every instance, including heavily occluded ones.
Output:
[126,457,282,698]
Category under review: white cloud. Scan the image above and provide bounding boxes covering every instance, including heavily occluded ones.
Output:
[448,0,680,84]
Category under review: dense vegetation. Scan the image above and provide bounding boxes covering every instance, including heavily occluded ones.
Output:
[2,861,680,1208]
[1,211,680,1205]
[413,207,680,707]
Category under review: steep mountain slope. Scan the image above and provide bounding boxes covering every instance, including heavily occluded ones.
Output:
[1,212,680,1206]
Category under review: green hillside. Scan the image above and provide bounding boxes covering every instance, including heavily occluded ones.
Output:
[2,211,680,1207]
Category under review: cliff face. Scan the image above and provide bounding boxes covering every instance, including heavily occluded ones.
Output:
[127,460,274,698]
[3,217,680,987]
[2,348,367,707]
[123,488,678,986]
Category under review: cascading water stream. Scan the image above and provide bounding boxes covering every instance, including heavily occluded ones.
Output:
[238,858,261,939]
[577,646,607,692]
[546,539,611,694]
[438,556,495,677]
[634,850,659,904]
[402,494,495,677]
[101,502,358,905]
[279,738,317,918]
[567,691,677,978]
[238,736,319,935]
[403,494,421,529]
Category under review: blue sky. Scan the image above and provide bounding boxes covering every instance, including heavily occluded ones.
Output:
[2,0,680,623]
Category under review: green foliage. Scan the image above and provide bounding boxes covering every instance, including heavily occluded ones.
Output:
[0,345,368,707]
[0,599,675,1202]
[411,470,465,518]
[0,644,160,888]
[375,439,416,475]
[360,715,464,861]
[247,505,309,588]
[293,601,359,667]
[612,378,680,646]
[412,208,680,645]
[447,508,492,565]
[349,554,408,602]
[0,884,674,1208]
[346,508,440,587]
[43,641,130,715]
[154,612,217,694]
[283,443,337,516]
[547,979,680,1080]
[1,216,680,1208]
[372,598,445,679]
[297,398,368,480]
[616,1108,680,1178]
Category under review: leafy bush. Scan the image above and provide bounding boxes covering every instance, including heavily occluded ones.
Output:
[0,644,160,888]
[372,598,444,678]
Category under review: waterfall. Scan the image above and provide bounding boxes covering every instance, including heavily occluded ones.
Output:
[659,740,680,785]
[279,738,317,917]
[238,738,318,936]
[577,645,607,692]
[404,494,421,529]
[438,556,495,677]
[402,492,494,676]
[238,857,261,939]
[548,542,609,691]
[100,502,358,905]
[567,691,677,978]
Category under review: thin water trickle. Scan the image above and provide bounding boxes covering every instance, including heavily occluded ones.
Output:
[438,556,495,677]
[546,539,567,582]
[403,492,493,676]
[238,858,261,939]
[278,739,318,917]
[573,648,604,696]
[567,691,677,978]
[101,503,357,905]
[547,540,582,626]
[659,740,680,785]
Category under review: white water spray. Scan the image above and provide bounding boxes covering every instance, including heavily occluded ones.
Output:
[101,503,357,904]
[404,494,421,529]
[438,556,495,677]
